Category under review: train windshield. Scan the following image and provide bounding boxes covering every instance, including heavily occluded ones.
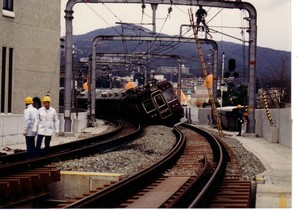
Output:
[162,89,175,102]
[142,99,156,113]
[154,94,166,107]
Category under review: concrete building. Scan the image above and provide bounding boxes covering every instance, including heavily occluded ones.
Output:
[0,0,61,114]
[159,65,189,74]
[1,0,61,145]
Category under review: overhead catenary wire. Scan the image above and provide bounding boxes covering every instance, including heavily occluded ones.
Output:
[84,3,121,35]
[81,3,250,75]
[145,11,172,53]
[149,28,192,54]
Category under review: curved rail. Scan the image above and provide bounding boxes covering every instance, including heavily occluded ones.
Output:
[1,122,253,208]
[181,124,227,208]
[0,118,122,164]
[0,120,143,208]
[0,120,142,177]
[60,124,252,208]
[62,126,186,208]
[181,124,252,208]
[60,124,227,208]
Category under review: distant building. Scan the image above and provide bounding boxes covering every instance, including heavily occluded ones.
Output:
[159,65,189,74]
[0,0,60,114]
[173,77,209,107]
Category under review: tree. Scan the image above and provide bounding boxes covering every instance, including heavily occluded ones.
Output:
[258,55,291,107]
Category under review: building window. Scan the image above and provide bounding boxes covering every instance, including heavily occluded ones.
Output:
[1,47,6,113]
[7,48,13,113]
[3,0,13,11]
[1,47,13,113]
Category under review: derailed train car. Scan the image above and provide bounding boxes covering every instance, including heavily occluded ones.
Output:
[77,80,186,126]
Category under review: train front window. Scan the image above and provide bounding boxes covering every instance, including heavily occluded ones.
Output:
[163,89,175,102]
[154,94,166,107]
[142,99,155,113]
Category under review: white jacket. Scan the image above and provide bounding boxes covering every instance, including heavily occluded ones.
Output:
[24,104,38,136]
[34,106,59,136]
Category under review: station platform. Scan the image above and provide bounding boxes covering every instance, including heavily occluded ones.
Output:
[199,124,293,208]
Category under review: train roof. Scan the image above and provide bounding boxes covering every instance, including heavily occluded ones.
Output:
[77,80,174,100]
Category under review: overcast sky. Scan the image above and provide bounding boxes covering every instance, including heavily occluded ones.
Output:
[60,0,292,52]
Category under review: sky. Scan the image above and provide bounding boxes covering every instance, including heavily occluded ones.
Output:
[60,0,292,52]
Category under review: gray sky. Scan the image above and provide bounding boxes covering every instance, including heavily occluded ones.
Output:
[60,0,291,51]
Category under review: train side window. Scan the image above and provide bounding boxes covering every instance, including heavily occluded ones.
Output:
[134,104,141,113]
[163,89,175,102]
[142,99,155,113]
[154,94,166,107]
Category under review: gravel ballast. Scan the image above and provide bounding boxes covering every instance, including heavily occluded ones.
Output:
[53,125,265,180]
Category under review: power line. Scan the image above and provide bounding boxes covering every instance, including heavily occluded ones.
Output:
[84,3,121,35]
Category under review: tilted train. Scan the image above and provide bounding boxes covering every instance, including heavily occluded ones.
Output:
[76,80,186,126]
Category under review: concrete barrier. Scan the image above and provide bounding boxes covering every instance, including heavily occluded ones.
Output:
[49,171,123,199]
[0,111,88,147]
[0,114,24,147]
[189,107,292,148]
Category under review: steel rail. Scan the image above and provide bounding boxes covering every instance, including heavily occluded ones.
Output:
[0,118,122,164]
[63,126,186,208]
[180,123,227,208]
[0,120,142,177]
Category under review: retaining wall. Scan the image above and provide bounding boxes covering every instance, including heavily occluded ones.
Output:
[0,112,88,147]
[186,108,292,148]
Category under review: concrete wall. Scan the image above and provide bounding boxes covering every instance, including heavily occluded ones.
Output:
[59,112,89,133]
[0,114,23,147]
[255,109,292,148]
[187,107,292,148]
[49,171,123,199]
[0,112,88,147]
[0,0,61,114]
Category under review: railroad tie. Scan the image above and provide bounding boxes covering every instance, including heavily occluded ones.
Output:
[0,182,12,201]
[0,179,22,200]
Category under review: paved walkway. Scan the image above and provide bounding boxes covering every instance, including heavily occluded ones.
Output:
[198,124,293,208]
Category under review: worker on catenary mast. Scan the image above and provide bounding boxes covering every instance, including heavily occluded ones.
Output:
[23,96,38,159]
[196,5,207,30]
[33,96,59,157]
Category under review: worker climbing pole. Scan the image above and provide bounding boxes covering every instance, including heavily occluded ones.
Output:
[188,8,223,136]
[261,91,274,125]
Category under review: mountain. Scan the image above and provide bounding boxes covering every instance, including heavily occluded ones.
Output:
[61,25,291,81]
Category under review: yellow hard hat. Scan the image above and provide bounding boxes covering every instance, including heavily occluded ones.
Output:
[24,96,33,104]
[42,96,51,103]
[237,104,242,108]
[125,81,136,90]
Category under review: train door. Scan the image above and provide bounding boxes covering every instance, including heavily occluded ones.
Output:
[151,91,172,119]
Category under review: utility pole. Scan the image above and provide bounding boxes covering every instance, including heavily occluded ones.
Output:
[220,52,225,107]
[151,4,158,33]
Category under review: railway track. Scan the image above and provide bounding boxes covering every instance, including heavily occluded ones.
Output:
[49,124,254,208]
[0,118,121,165]
[0,119,142,208]
[1,122,255,208]
[183,124,254,208]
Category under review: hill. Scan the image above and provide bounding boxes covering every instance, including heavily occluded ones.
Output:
[61,25,291,82]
